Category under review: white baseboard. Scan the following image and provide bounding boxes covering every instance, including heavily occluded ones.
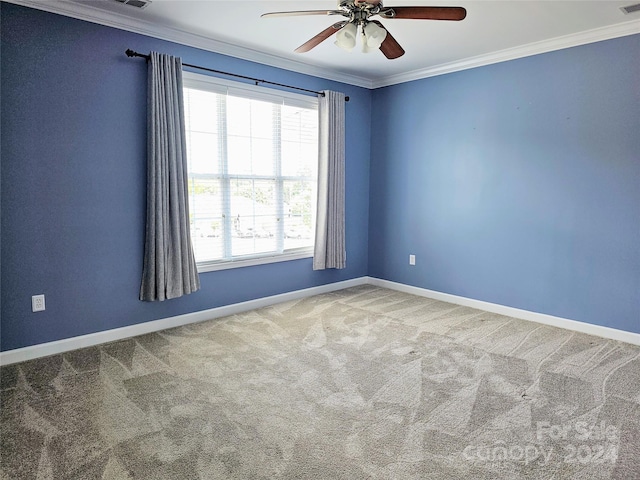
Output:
[2,276,638,365]
[367,277,640,347]
[0,277,369,366]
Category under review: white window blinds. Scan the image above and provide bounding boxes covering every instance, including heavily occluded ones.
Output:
[183,72,319,271]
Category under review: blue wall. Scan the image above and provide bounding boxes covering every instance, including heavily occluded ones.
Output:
[2,4,639,352]
[369,35,640,333]
[0,3,371,351]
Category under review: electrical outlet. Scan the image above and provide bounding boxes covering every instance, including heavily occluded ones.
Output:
[32,294,45,312]
[409,254,416,266]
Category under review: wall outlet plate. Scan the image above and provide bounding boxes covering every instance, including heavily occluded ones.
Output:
[32,294,45,312]
[409,254,416,266]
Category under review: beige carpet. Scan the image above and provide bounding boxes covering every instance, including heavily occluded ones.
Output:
[1,285,639,479]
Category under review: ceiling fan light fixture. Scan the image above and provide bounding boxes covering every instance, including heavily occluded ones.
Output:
[363,21,387,49]
[264,1,467,59]
[361,32,373,53]
[335,22,358,51]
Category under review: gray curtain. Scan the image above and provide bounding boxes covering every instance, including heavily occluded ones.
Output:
[313,90,346,270]
[140,52,200,301]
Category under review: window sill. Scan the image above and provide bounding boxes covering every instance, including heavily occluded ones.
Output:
[197,249,313,273]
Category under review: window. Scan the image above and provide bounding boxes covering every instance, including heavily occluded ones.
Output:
[183,72,319,272]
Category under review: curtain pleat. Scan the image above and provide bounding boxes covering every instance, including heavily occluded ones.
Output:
[140,52,200,301]
[313,90,346,270]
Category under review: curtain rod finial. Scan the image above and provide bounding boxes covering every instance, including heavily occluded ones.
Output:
[126,49,150,60]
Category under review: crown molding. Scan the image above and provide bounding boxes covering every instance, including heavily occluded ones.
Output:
[4,0,639,90]
[2,0,375,89]
[372,18,640,88]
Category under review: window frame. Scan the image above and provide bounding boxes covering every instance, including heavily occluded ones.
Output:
[182,71,319,273]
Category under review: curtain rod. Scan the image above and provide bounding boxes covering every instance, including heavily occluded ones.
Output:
[125,49,349,102]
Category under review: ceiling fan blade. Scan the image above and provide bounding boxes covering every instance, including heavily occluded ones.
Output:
[295,22,346,53]
[261,10,344,18]
[379,6,467,21]
[371,21,405,59]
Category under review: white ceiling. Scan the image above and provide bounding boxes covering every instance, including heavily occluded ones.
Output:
[10,0,640,87]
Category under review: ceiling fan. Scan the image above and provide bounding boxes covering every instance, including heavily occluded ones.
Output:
[261,0,466,59]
